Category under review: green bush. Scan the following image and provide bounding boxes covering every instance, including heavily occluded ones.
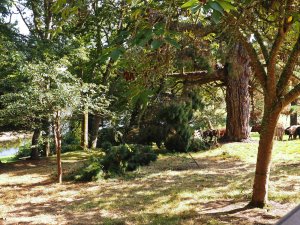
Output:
[164,134,188,152]
[72,144,157,181]
[73,159,103,182]
[188,138,208,152]
[100,144,157,175]
[97,128,123,146]
[14,143,32,159]
[100,141,113,152]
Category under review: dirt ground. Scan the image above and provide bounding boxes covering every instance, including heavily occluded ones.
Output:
[0,148,298,225]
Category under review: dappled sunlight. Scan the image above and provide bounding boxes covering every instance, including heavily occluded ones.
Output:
[0,143,298,224]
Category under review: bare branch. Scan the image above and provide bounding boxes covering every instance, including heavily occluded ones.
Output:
[14,3,33,34]
[167,68,225,86]
[277,33,300,96]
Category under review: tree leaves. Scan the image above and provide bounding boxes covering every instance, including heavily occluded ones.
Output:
[181,0,199,9]
[217,0,236,13]
[181,0,236,22]
[151,39,163,50]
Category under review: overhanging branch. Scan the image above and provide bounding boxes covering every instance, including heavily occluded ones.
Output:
[167,68,225,86]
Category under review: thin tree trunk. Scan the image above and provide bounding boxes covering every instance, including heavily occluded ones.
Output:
[81,108,89,150]
[30,128,41,159]
[42,119,51,157]
[290,101,298,125]
[54,111,62,184]
[250,110,280,207]
[224,43,251,141]
[89,114,101,149]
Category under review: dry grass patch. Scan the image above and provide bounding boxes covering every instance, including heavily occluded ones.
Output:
[0,139,299,224]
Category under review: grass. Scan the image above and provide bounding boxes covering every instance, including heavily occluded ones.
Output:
[0,135,299,225]
[0,155,18,163]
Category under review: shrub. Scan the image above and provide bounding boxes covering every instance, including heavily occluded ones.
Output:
[164,134,188,152]
[73,159,102,182]
[97,128,123,147]
[14,143,32,159]
[100,144,157,175]
[100,141,113,152]
[72,144,157,181]
[188,138,208,152]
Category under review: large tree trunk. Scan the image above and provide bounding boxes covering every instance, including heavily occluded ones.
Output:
[224,43,251,141]
[53,111,62,184]
[89,114,101,149]
[250,108,280,208]
[290,101,298,125]
[81,108,89,150]
[30,128,41,159]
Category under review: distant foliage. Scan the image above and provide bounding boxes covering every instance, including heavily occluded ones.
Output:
[62,124,81,153]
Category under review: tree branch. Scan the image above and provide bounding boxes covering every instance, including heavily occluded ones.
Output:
[167,68,225,86]
[235,29,267,91]
[30,0,45,39]
[277,32,300,96]
[14,3,33,34]
[252,29,269,62]
[280,83,300,109]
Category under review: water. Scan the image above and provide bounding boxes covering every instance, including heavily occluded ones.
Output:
[0,139,29,157]
[0,146,19,157]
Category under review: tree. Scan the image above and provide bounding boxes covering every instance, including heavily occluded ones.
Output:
[224,43,251,141]
[181,0,300,207]
[0,59,83,183]
[131,0,300,207]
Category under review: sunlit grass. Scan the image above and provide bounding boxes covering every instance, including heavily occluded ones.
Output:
[0,155,18,163]
[0,137,299,225]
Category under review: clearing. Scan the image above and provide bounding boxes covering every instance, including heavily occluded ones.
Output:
[0,139,299,225]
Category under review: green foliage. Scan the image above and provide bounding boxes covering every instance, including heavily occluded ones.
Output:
[97,128,123,147]
[73,160,103,182]
[158,92,204,152]
[62,144,82,153]
[14,143,32,159]
[63,128,81,146]
[73,144,157,181]
[189,138,209,152]
[181,0,236,23]
[100,144,157,176]
[100,141,113,151]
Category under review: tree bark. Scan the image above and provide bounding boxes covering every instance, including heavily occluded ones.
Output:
[290,101,298,125]
[54,111,62,184]
[42,119,51,157]
[89,114,101,149]
[30,128,41,159]
[224,43,251,141]
[81,107,89,150]
[250,109,280,208]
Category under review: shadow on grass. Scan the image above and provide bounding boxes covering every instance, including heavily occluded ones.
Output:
[0,149,298,225]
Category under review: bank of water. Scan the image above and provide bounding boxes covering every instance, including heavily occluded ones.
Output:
[0,137,30,163]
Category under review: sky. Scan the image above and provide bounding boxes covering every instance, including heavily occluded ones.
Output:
[9,5,30,35]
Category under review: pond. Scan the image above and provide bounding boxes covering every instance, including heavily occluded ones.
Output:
[0,139,30,158]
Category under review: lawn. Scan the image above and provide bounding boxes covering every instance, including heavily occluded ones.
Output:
[0,136,299,225]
